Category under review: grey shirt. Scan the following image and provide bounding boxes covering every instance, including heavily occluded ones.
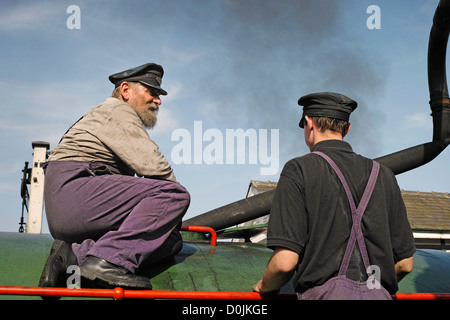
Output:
[49,97,177,182]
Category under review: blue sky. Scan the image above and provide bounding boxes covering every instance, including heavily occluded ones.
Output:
[0,0,448,233]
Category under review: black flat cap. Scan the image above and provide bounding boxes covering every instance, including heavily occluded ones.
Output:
[298,92,357,128]
[109,63,168,95]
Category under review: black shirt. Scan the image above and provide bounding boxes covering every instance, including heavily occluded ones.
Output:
[266,140,416,294]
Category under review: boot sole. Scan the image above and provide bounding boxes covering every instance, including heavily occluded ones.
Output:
[81,268,152,290]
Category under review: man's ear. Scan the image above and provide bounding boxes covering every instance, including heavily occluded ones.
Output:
[343,123,351,137]
[304,115,314,131]
[119,81,132,101]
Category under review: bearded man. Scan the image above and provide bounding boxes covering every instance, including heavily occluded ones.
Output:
[39,63,190,290]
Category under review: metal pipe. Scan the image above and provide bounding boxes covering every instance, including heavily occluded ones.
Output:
[183,141,450,231]
[394,293,450,300]
[429,0,450,142]
[0,286,295,300]
[180,225,217,246]
[374,139,450,175]
[182,190,275,231]
[373,0,450,171]
[0,286,448,300]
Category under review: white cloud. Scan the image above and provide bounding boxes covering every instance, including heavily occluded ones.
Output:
[0,182,18,195]
[403,112,432,129]
[0,2,62,31]
[0,118,65,146]
[1,79,104,125]
[160,44,207,65]
[160,80,185,103]
[149,109,178,137]
[0,160,24,177]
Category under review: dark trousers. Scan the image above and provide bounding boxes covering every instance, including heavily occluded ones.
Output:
[43,161,190,273]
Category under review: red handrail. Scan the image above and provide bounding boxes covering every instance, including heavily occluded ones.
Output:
[0,286,449,300]
[394,293,450,300]
[0,286,293,300]
[180,225,217,246]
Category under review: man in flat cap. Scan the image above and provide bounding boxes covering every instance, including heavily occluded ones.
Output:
[39,63,190,290]
[254,92,415,299]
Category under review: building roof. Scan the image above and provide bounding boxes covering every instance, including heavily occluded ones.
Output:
[246,180,278,196]
[402,190,450,232]
[248,180,450,233]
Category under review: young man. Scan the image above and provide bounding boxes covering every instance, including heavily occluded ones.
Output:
[253,92,415,298]
[39,63,190,290]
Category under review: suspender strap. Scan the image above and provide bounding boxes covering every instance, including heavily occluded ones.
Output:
[312,151,380,275]
[58,116,84,143]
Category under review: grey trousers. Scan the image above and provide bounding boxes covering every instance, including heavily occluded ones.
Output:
[43,161,190,273]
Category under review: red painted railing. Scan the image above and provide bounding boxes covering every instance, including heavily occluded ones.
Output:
[0,286,449,300]
[180,225,217,246]
[0,286,292,300]
[394,293,450,300]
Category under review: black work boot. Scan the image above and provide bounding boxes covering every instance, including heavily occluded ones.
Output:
[39,239,78,288]
[80,256,152,290]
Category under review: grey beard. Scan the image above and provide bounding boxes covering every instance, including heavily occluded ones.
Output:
[136,103,158,129]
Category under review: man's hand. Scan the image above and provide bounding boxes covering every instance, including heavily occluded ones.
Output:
[252,279,264,293]
[252,248,299,294]
[395,256,414,282]
[252,279,280,295]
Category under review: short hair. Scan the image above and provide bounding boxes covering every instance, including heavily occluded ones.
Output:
[111,81,140,99]
[310,117,350,136]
